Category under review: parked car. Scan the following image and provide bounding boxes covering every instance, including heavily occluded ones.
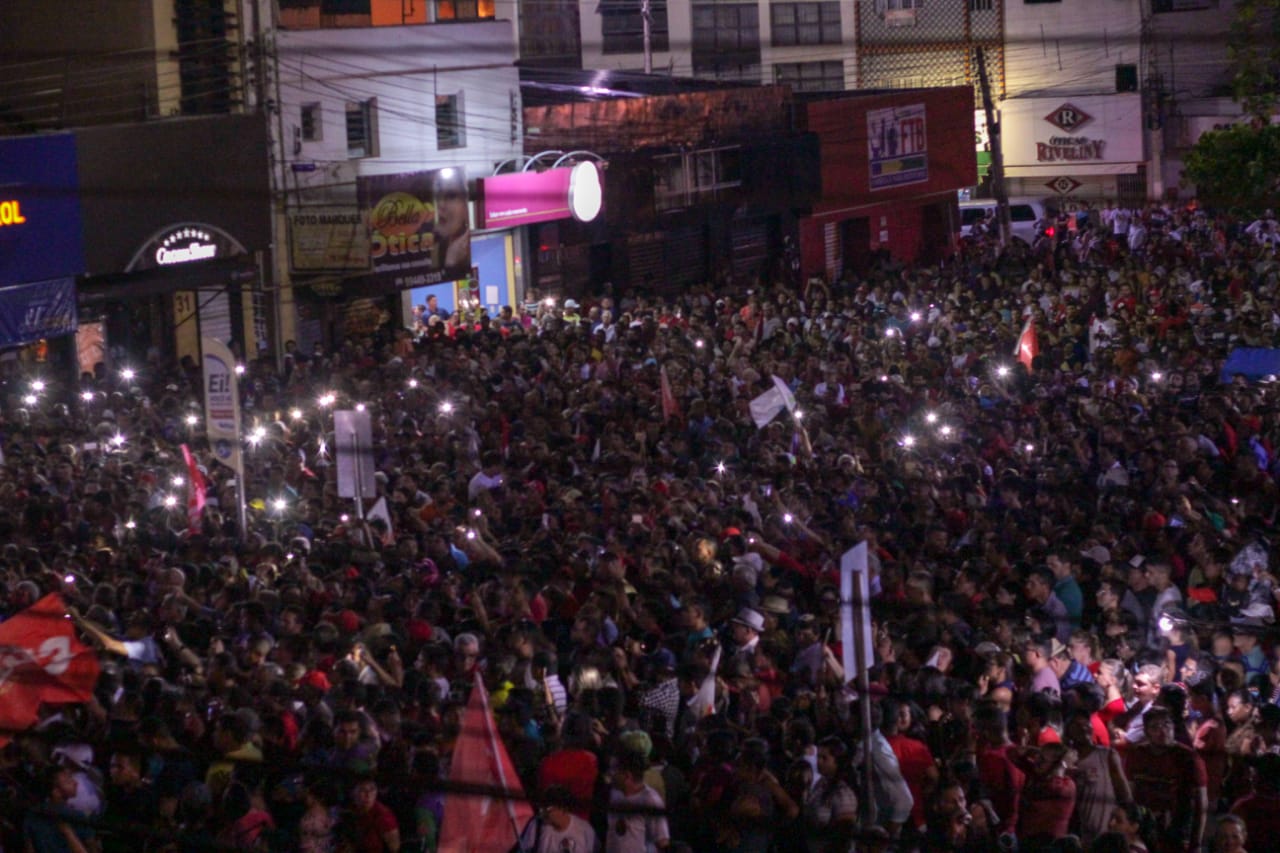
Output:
[958,197,1050,245]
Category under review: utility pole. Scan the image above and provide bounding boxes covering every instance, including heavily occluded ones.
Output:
[641,0,653,74]
[975,47,1009,247]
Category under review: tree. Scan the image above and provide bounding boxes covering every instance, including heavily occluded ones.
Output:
[1182,123,1280,213]
[1229,0,1280,122]
[1181,0,1280,211]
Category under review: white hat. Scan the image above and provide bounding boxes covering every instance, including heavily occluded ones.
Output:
[731,607,764,633]
[564,299,579,309]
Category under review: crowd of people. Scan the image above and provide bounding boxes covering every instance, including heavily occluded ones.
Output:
[2,198,1280,853]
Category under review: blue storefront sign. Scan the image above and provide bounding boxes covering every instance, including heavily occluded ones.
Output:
[0,134,85,286]
[0,278,78,347]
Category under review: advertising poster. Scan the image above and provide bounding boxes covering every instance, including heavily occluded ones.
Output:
[357,167,471,289]
[201,337,244,478]
[868,103,928,190]
[288,206,369,272]
[0,134,84,286]
[0,279,78,347]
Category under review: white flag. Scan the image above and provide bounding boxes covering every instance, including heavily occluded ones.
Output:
[366,496,395,546]
[772,375,797,412]
[749,387,786,429]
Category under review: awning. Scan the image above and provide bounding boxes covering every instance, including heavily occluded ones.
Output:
[1005,163,1141,177]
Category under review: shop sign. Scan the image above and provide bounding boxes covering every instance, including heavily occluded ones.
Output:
[478,162,604,230]
[1045,176,1083,195]
[129,223,246,272]
[1037,102,1105,162]
[868,103,928,190]
[357,167,471,288]
[0,133,84,286]
[288,206,369,272]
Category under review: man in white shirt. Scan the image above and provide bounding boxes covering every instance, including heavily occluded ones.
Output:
[517,786,599,852]
[607,751,669,853]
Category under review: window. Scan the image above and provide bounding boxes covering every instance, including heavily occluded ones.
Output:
[600,0,669,54]
[301,103,322,141]
[1023,0,1060,5]
[1115,64,1138,92]
[692,4,759,55]
[434,0,495,17]
[346,99,376,158]
[879,0,921,24]
[436,93,465,149]
[1152,0,1215,10]
[775,60,844,91]
[968,0,992,10]
[654,146,743,211]
[771,2,841,46]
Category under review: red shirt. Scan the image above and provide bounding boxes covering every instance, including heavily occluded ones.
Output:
[1231,791,1280,845]
[977,744,1026,835]
[1019,775,1076,842]
[353,801,398,853]
[887,734,935,829]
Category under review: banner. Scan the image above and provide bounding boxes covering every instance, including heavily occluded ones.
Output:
[0,278,78,347]
[181,444,207,536]
[868,103,928,190]
[358,167,471,290]
[438,674,534,853]
[201,337,244,478]
[0,594,100,744]
[288,206,370,272]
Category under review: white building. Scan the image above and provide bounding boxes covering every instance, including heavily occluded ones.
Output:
[274,22,525,344]
[1000,0,1147,204]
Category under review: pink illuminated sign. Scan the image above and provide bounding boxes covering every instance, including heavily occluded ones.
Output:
[479,166,594,229]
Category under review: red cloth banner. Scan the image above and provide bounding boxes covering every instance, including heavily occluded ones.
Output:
[438,674,534,853]
[181,444,207,536]
[660,365,680,422]
[0,594,100,743]
[1017,319,1039,371]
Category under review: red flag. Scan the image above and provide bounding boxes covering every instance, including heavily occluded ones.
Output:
[660,365,680,422]
[1016,318,1039,371]
[0,594,100,744]
[181,444,207,536]
[438,674,535,853]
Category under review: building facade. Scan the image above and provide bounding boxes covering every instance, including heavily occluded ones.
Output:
[274,21,526,348]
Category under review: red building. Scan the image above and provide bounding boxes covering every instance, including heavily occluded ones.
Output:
[795,86,977,279]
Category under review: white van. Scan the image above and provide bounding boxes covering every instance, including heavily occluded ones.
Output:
[958,197,1050,245]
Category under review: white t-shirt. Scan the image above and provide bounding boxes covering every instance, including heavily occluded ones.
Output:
[518,813,598,853]
[606,786,668,853]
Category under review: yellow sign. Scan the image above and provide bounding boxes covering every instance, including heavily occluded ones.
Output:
[0,200,26,226]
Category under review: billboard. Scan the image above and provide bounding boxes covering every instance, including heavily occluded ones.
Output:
[288,206,369,272]
[868,103,928,190]
[0,278,78,346]
[357,167,471,288]
[1001,94,1143,175]
[0,134,85,285]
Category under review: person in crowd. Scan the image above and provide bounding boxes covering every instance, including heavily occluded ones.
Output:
[0,198,1276,853]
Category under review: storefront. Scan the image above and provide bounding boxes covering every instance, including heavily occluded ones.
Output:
[999,94,1146,206]
[0,134,86,372]
[796,87,978,278]
[75,115,272,369]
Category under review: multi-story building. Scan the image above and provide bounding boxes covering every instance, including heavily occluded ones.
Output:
[575,0,859,91]
[999,0,1147,205]
[1145,0,1245,200]
[273,19,526,348]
